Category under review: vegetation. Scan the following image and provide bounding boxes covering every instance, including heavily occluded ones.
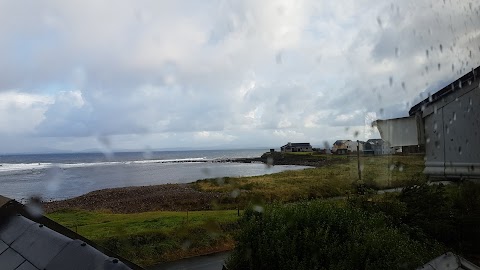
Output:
[226,200,443,270]
[194,154,426,206]
[47,209,241,266]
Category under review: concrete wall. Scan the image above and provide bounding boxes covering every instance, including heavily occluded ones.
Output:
[423,81,480,179]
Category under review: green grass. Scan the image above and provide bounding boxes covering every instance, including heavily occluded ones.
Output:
[193,155,426,203]
[47,209,240,266]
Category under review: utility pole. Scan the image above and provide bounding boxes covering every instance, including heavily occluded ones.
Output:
[357,140,361,180]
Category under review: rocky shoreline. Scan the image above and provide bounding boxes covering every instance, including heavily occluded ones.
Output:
[44,152,333,213]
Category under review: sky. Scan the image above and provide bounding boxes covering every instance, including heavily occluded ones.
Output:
[0,0,479,153]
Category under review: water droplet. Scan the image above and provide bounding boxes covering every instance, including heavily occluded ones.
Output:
[439,44,443,53]
[377,17,382,27]
[433,121,438,130]
[360,164,364,171]
[452,64,455,72]
[266,157,274,167]
[354,131,359,138]
[458,146,462,155]
[401,82,405,90]
[433,105,438,114]
[435,141,441,149]
[389,164,395,171]
[181,240,192,250]
[389,76,393,86]
[426,49,429,58]
[231,189,240,198]
[25,197,44,218]
[446,126,450,134]
[253,205,264,213]
[469,97,473,106]
[453,112,457,121]
[201,168,211,176]
[395,47,399,57]
[379,108,384,115]
[426,137,431,143]
[398,165,404,172]
[438,63,441,70]
[466,139,469,146]
[428,93,433,102]
[276,52,282,64]
[216,177,225,185]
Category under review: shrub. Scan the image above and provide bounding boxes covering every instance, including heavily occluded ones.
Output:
[226,201,442,270]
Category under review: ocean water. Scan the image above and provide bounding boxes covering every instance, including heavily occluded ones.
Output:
[0,149,309,201]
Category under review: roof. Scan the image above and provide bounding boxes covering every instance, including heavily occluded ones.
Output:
[334,140,350,146]
[417,252,480,270]
[366,139,385,145]
[0,196,142,270]
[409,65,479,116]
[282,142,311,147]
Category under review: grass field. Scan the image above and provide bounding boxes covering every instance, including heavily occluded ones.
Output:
[193,154,426,203]
[47,209,240,266]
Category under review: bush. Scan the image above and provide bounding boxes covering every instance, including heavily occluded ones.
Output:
[226,201,442,270]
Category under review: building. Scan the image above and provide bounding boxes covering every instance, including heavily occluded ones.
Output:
[376,66,480,180]
[280,142,313,152]
[332,140,364,154]
[363,139,394,155]
[0,195,142,270]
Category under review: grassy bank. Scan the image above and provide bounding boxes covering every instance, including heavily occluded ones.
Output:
[194,154,426,204]
[47,209,240,266]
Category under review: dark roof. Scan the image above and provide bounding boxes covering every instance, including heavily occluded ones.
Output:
[282,143,311,148]
[290,143,311,147]
[0,196,142,270]
[409,66,479,116]
[334,140,349,146]
[366,139,385,145]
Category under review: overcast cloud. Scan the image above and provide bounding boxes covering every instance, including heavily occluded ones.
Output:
[0,0,479,153]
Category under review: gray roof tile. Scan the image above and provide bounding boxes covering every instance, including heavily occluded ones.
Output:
[46,239,110,270]
[0,248,25,270]
[0,240,8,254]
[11,223,71,269]
[0,215,35,245]
[15,260,39,270]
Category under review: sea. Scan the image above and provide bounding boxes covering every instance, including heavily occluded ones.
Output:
[0,149,309,201]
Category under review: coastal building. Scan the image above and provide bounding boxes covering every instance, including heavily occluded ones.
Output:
[363,139,394,155]
[331,140,363,154]
[375,66,480,180]
[280,142,313,152]
[0,195,141,270]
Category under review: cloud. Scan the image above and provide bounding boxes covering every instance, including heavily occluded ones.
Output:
[0,0,479,152]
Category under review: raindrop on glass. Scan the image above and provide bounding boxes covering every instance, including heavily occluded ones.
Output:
[398,165,404,172]
[439,44,443,53]
[201,167,211,176]
[401,82,406,90]
[395,47,399,57]
[231,189,240,198]
[435,141,440,149]
[377,17,382,27]
[389,76,393,86]
[25,197,44,218]
[438,63,441,71]
[389,164,395,171]
[426,49,429,58]
[458,146,462,155]
[453,112,457,121]
[253,205,264,213]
